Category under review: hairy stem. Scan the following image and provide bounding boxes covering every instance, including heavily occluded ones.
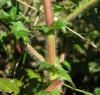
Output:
[43,0,53,26]
[43,0,56,65]
[65,0,98,21]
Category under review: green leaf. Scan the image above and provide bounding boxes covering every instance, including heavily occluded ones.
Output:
[51,88,60,95]
[26,69,41,81]
[53,3,62,14]
[2,0,13,9]
[10,21,31,44]
[0,9,10,19]
[94,87,100,95]
[51,20,67,30]
[57,67,75,87]
[62,61,71,71]
[67,36,86,54]
[0,0,7,8]
[74,44,86,54]
[32,26,49,34]
[37,88,60,95]
[0,37,8,55]
[61,26,67,33]
[50,20,71,33]
[0,78,20,95]
[88,62,100,73]
[56,58,75,87]
[0,31,7,38]
[35,61,52,72]
[32,20,71,34]
[37,91,50,95]
[9,7,17,17]
[0,8,17,22]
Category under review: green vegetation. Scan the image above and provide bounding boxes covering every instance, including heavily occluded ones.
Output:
[0,0,100,95]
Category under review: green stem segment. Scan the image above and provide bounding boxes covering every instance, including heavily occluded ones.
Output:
[43,0,56,65]
[46,34,56,65]
[65,0,98,21]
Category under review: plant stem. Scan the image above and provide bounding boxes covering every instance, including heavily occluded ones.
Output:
[46,34,56,65]
[43,0,53,26]
[43,0,56,65]
[65,0,98,21]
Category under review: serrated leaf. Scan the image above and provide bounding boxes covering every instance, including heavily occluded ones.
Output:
[56,57,75,87]
[50,20,71,33]
[57,68,75,87]
[0,78,20,95]
[32,20,71,34]
[10,21,31,44]
[51,20,67,30]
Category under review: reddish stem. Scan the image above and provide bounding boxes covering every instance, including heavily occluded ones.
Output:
[45,80,62,92]
[43,0,53,26]
[43,0,55,65]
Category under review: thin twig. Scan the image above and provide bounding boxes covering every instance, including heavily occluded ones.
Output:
[33,6,43,26]
[17,0,43,13]
[66,26,98,48]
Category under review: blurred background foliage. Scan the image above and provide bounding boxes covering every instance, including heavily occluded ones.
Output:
[0,0,100,95]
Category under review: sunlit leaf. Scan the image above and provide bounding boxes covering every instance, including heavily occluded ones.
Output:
[51,20,67,31]
[9,7,17,17]
[10,21,31,44]
[50,88,60,95]
[37,88,60,95]
[0,8,17,22]
[50,20,71,33]
[0,78,20,95]
[37,91,50,95]
[26,69,41,80]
